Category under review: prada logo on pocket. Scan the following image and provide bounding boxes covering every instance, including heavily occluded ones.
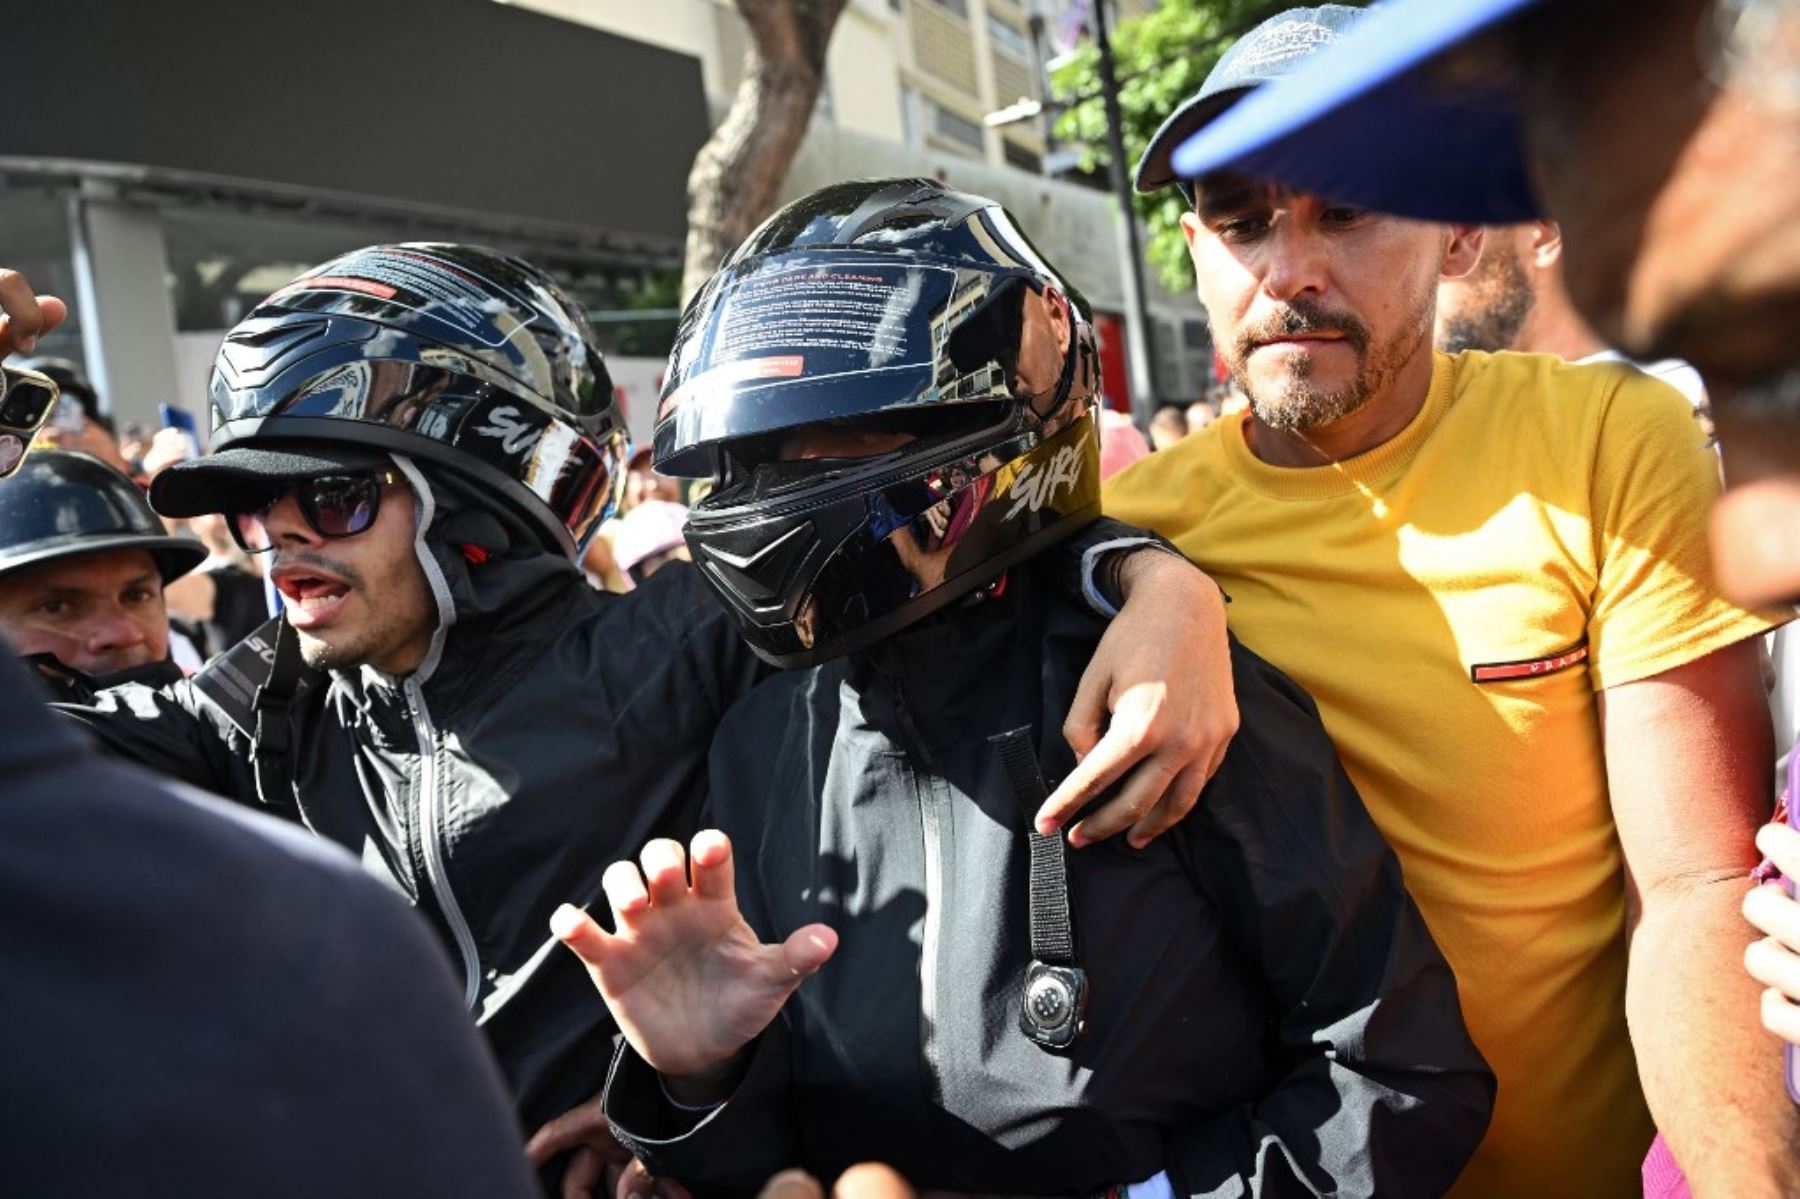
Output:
[1471,641,1589,684]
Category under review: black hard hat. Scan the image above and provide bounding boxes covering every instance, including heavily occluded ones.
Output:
[0,450,205,584]
[657,178,1102,667]
[149,243,629,559]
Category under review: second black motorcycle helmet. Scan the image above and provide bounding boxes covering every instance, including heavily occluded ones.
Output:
[657,178,1103,667]
[150,244,629,558]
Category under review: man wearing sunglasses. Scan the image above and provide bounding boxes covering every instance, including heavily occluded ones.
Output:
[18,243,1243,1185]
[214,464,431,673]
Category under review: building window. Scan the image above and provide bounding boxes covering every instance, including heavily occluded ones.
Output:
[923,0,969,18]
[987,13,1030,60]
[1003,141,1042,174]
[0,178,84,370]
[933,102,986,154]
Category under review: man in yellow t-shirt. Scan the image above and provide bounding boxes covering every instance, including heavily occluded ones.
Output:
[1113,11,1788,1193]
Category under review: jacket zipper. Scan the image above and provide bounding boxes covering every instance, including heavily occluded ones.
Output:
[885,664,947,1108]
[406,677,482,1010]
[917,771,945,1107]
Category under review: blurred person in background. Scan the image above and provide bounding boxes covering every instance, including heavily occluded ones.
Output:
[611,498,690,587]
[622,444,682,511]
[0,449,205,688]
[1097,405,1150,477]
[17,356,137,478]
[1110,6,1789,1194]
[117,418,152,470]
[1185,398,1218,434]
[132,427,272,659]
[1436,221,1708,407]
[1148,404,1188,450]
[163,512,272,659]
[579,520,629,593]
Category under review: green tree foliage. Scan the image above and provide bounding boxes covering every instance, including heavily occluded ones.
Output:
[1051,0,1357,295]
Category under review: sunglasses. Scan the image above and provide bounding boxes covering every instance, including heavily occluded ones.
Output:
[227,468,403,554]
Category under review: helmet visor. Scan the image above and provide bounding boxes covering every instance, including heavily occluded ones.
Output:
[654,252,1051,477]
[212,358,624,549]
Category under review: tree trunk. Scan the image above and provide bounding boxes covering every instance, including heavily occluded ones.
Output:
[682,0,850,303]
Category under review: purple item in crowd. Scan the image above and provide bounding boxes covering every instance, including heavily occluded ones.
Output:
[1642,1134,1692,1199]
[1787,748,1800,1104]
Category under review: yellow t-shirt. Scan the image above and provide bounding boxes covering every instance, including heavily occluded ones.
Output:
[1105,351,1781,1198]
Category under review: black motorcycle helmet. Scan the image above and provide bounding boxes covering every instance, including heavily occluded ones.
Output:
[656,178,1103,668]
[0,450,204,584]
[150,243,629,559]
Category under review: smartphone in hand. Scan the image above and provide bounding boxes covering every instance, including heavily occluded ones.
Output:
[0,365,60,478]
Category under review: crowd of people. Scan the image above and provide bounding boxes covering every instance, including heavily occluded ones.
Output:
[2,0,1798,1195]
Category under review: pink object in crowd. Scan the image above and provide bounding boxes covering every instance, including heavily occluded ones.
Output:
[1099,409,1150,479]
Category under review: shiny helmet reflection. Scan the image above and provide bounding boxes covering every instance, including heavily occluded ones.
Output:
[659,178,1103,667]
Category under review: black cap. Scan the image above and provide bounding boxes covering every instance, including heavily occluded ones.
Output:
[1134,4,1368,199]
[150,442,393,519]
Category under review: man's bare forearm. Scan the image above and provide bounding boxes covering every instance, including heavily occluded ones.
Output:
[1630,873,1800,1197]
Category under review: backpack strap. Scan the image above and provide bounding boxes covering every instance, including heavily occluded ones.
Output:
[190,616,316,808]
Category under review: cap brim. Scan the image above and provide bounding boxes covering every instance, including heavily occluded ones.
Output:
[1134,89,1245,195]
[0,534,207,585]
[1169,0,1543,223]
[150,443,392,518]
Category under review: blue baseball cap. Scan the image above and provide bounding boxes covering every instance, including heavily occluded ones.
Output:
[1134,5,1369,199]
[1167,0,1545,222]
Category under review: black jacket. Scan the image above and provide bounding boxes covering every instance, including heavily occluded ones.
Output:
[55,510,762,1141]
[53,482,1158,1145]
[605,563,1494,1198]
[2,651,536,1197]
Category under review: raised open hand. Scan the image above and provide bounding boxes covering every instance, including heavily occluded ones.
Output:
[552,830,837,1089]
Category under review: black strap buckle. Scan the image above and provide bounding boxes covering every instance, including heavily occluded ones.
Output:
[992,727,1089,1053]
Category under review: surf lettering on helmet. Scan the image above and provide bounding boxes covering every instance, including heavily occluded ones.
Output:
[1003,444,1084,522]
[474,406,544,456]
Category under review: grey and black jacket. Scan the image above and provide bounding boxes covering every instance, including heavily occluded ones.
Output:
[53,460,763,1145]
[604,559,1495,1198]
[51,460,1163,1151]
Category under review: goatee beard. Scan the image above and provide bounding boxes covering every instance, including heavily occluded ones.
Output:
[1229,299,1423,434]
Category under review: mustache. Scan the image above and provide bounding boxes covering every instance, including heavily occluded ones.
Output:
[1236,301,1372,357]
[271,549,367,592]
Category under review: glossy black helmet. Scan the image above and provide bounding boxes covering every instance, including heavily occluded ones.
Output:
[0,450,204,583]
[150,243,628,558]
[657,178,1102,667]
